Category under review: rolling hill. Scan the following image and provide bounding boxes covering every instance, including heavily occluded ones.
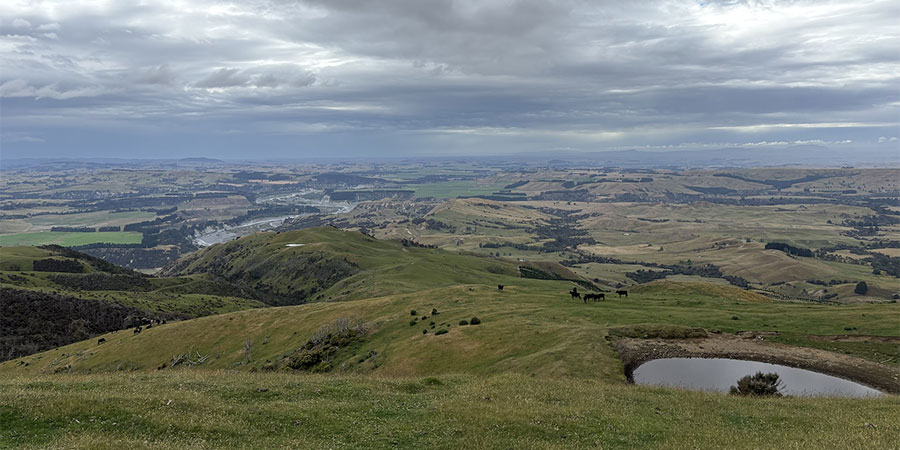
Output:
[1,228,898,449]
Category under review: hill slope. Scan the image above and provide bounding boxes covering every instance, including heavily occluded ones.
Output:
[2,229,899,449]
[160,227,521,304]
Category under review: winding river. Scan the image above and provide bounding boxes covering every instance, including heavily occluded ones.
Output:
[193,190,356,247]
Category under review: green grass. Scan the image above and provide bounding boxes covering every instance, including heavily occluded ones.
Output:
[0,246,55,270]
[0,371,896,449]
[25,210,156,228]
[0,232,142,247]
[5,279,897,379]
[410,181,508,198]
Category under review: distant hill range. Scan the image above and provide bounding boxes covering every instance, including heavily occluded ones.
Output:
[3,144,897,170]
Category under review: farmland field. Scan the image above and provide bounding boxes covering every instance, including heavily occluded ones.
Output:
[0,231,143,247]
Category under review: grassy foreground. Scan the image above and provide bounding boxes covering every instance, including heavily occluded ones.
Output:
[1,371,896,450]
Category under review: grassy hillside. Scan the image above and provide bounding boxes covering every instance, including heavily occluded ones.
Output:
[2,371,896,450]
[0,246,266,361]
[5,279,897,379]
[160,227,521,304]
[0,245,266,317]
[1,223,898,449]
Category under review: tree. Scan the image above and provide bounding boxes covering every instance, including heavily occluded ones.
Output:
[854,281,868,295]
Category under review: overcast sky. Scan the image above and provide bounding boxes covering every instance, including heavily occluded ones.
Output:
[1,0,898,159]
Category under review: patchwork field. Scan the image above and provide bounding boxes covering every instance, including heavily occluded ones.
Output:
[0,232,143,247]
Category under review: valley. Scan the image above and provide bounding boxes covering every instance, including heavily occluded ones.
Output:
[0,162,898,448]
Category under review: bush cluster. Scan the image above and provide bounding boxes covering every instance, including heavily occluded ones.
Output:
[730,372,782,396]
[286,318,368,372]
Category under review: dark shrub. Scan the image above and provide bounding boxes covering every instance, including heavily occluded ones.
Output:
[33,258,84,273]
[854,281,868,295]
[470,316,481,325]
[731,315,739,320]
[459,320,469,326]
[285,318,368,371]
[409,320,416,326]
[431,308,439,315]
[422,329,428,334]
[435,329,448,335]
[730,372,782,396]
[410,310,417,316]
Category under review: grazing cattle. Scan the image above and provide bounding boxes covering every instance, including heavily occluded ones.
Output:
[133,326,142,335]
[569,287,581,300]
[583,293,606,302]
[498,284,504,291]
[146,323,152,329]
[616,290,628,298]
[597,293,605,301]
[97,338,106,344]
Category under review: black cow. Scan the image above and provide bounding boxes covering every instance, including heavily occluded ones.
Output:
[133,327,142,335]
[498,285,504,291]
[97,338,106,344]
[616,290,628,298]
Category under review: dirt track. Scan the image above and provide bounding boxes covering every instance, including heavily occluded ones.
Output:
[615,333,900,394]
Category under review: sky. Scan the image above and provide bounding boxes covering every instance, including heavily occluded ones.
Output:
[0,0,898,159]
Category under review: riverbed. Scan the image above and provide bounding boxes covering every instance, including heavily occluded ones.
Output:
[193,190,355,246]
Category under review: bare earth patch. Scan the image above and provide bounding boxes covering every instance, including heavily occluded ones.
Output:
[614,333,900,394]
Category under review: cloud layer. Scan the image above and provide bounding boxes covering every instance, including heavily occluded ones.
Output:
[1,0,897,158]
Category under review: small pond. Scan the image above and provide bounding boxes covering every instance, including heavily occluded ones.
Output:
[632,358,883,398]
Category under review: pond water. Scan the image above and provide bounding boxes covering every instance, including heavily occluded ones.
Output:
[632,358,883,398]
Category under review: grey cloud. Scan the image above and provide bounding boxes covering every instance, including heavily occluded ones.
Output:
[133,64,176,85]
[0,79,109,99]
[194,68,250,88]
[0,0,897,158]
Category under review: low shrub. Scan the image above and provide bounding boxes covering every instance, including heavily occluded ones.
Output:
[459,320,469,326]
[470,317,481,325]
[285,318,368,372]
[730,372,782,396]
[435,329,448,335]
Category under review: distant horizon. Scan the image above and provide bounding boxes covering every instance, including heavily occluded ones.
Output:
[2,144,898,170]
